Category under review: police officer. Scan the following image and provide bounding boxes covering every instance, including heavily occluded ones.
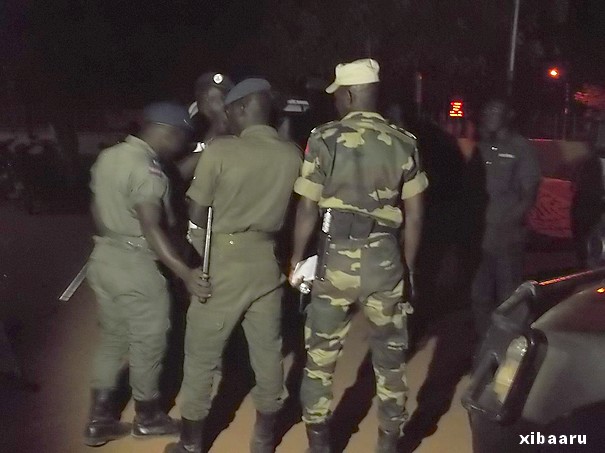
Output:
[288,59,428,453]
[84,103,211,447]
[471,99,541,338]
[178,72,234,182]
[165,79,302,453]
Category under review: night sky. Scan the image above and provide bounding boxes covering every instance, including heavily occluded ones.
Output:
[1,0,604,108]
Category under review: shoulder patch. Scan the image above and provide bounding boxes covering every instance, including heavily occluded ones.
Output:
[304,142,310,156]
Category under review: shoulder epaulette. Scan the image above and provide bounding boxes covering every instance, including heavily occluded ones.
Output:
[402,129,417,140]
[388,124,417,141]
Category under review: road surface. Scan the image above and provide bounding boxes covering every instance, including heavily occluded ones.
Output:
[0,201,576,452]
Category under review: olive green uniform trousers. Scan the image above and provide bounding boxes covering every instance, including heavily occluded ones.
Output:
[87,238,170,401]
[180,231,287,421]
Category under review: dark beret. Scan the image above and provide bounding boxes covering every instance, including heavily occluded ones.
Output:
[194,72,234,95]
[143,102,194,132]
[224,78,272,106]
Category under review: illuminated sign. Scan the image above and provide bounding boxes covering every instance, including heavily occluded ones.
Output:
[449,100,464,118]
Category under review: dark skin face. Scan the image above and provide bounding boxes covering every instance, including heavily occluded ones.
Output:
[196,86,229,134]
[225,92,272,135]
[334,87,353,117]
[141,123,189,160]
[333,84,378,118]
[224,102,240,134]
[480,100,508,137]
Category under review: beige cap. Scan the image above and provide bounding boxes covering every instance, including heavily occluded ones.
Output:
[325,58,380,94]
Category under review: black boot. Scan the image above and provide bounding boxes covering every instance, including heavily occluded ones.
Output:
[84,389,131,447]
[305,422,331,453]
[376,428,400,453]
[164,418,204,453]
[132,399,180,437]
[250,411,278,453]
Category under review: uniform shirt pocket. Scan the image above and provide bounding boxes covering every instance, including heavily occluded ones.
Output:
[487,155,516,194]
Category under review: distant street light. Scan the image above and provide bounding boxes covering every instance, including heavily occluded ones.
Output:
[546,66,570,139]
[548,67,561,79]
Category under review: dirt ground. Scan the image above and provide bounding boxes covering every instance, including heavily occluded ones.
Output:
[0,202,577,453]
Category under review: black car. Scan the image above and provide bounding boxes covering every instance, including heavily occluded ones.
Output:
[463,268,605,452]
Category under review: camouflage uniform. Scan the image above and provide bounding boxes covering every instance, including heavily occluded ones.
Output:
[294,111,429,433]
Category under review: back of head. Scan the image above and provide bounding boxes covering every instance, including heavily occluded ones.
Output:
[141,102,194,158]
[224,78,274,134]
[326,58,380,117]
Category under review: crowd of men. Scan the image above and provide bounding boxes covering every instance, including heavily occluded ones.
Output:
[83,58,541,453]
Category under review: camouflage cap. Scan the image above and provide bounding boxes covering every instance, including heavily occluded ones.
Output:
[325,58,380,94]
[144,102,194,132]
[224,78,272,106]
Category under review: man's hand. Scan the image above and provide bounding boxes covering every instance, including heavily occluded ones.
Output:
[183,267,212,300]
[288,259,303,288]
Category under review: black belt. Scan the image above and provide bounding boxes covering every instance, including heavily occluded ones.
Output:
[326,210,399,240]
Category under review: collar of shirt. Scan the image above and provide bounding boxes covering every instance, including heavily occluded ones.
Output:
[125,135,159,159]
[240,124,279,138]
[342,111,387,122]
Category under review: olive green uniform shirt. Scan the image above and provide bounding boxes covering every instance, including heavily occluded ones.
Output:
[187,125,302,234]
[294,111,429,228]
[90,135,169,251]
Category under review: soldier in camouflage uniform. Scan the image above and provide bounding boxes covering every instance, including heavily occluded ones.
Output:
[289,59,428,453]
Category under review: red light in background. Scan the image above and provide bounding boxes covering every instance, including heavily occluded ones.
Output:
[548,68,561,79]
[449,100,464,118]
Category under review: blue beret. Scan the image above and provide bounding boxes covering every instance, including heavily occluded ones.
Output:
[144,102,194,132]
[224,78,272,106]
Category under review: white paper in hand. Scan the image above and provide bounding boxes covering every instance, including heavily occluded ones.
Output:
[292,255,318,282]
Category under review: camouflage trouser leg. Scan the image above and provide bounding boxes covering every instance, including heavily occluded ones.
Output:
[362,280,410,433]
[301,297,354,425]
[301,235,409,433]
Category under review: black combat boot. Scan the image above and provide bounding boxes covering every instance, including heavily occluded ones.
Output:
[250,410,278,453]
[131,399,180,437]
[376,428,400,453]
[163,418,204,453]
[305,422,331,453]
[84,389,131,447]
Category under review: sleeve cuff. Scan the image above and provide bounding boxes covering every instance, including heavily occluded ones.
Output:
[401,172,429,200]
[294,177,323,202]
[131,195,163,207]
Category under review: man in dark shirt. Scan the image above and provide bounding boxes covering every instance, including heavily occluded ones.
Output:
[471,99,541,337]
